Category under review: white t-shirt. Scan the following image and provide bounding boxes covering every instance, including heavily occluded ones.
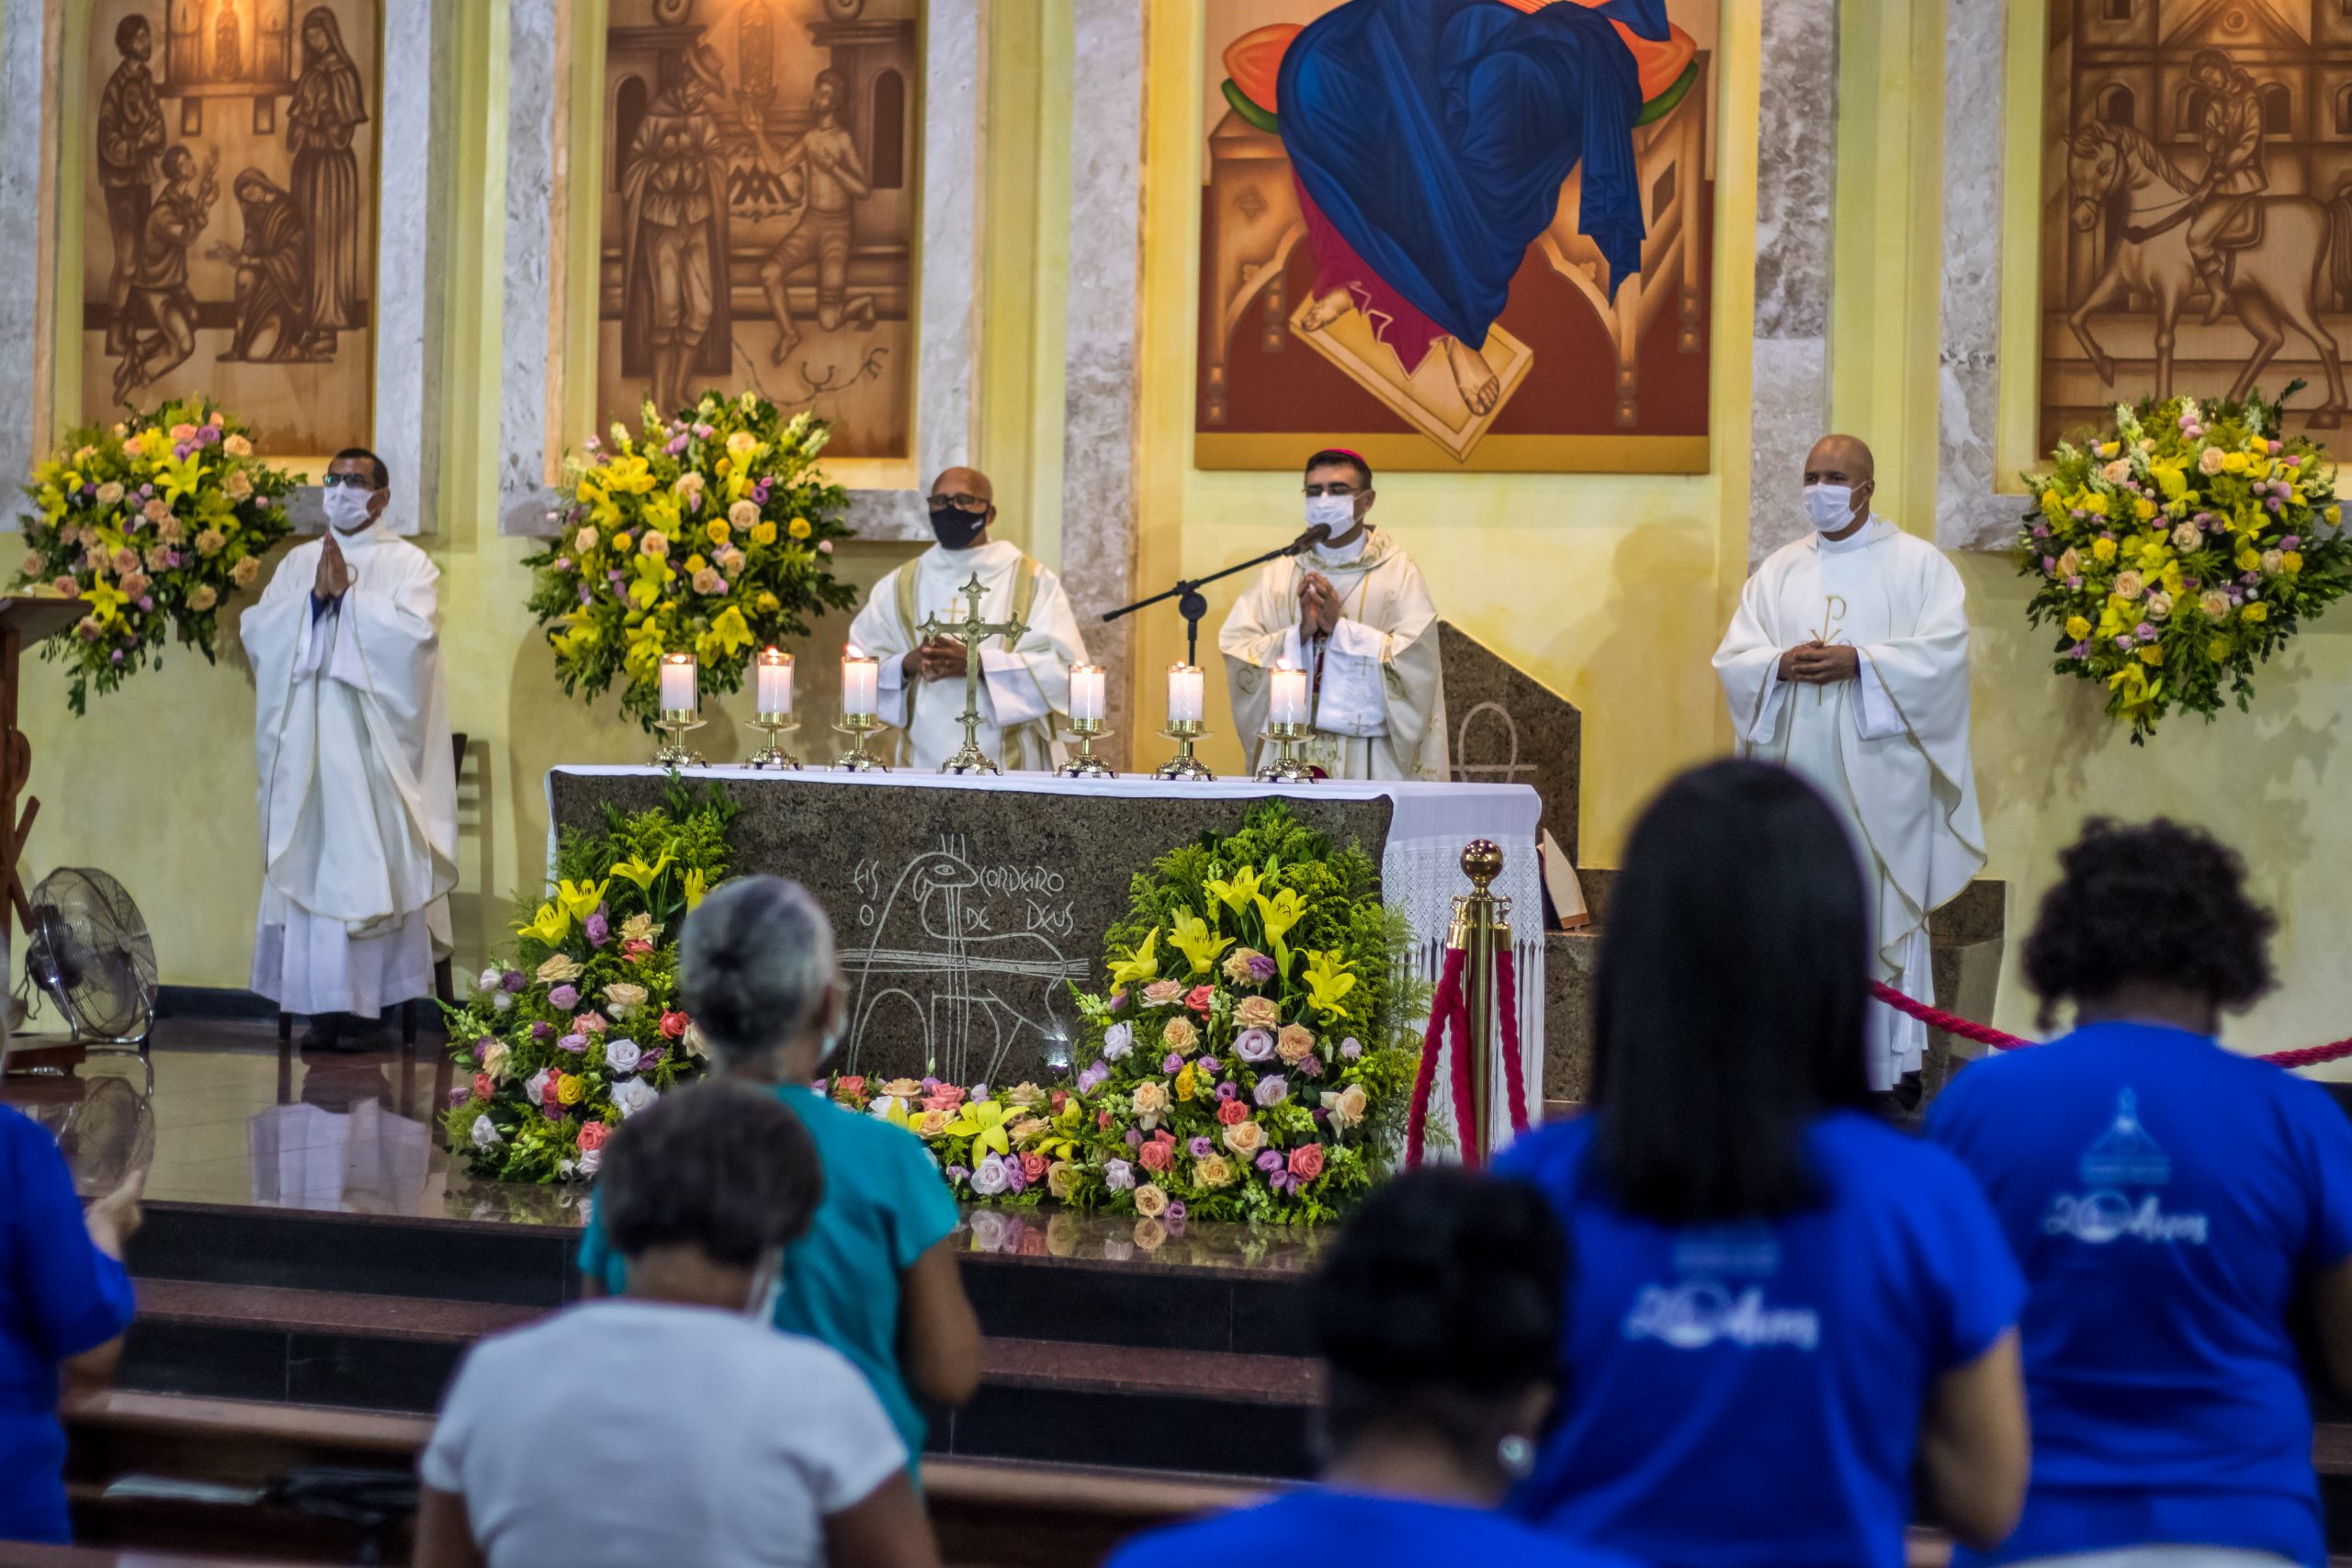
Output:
[421,1298,907,1568]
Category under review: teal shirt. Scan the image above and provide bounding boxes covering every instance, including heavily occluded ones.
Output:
[577,1084,962,1460]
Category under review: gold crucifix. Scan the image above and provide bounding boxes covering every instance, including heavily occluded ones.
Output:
[917,572,1030,775]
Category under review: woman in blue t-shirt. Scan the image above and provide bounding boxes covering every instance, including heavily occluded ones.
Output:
[1109,1168,1638,1568]
[1928,818,2352,1568]
[1498,760,2029,1568]
[578,876,981,1462]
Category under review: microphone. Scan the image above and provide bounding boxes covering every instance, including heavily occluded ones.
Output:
[1287,524,1332,557]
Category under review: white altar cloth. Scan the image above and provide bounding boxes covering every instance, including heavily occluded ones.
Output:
[546,767,1544,1150]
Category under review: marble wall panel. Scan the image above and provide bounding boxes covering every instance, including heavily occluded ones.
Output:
[1936,0,2016,552]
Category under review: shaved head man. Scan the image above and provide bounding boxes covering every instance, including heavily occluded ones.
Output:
[1713,432,1985,1103]
[846,467,1091,771]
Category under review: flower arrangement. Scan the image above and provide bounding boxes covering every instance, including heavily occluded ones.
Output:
[14,398,296,714]
[526,392,859,729]
[832,805,1422,1225]
[2019,389,2351,742]
[442,783,736,1182]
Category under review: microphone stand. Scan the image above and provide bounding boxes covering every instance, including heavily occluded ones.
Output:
[1102,530,1322,667]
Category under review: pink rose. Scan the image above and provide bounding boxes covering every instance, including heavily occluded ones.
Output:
[927,1084,967,1111]
[834,1075,866,1102]
[1288,1144,1326,1181]
[472,1072,494,1100]
[1019,1150,1048,1181]
[1137,1139,1172,1174]
[576,1121,610,1152]
[1141,979,1184,1006]
[1216,1098,1248,1126]
[1185,985,1215,1014]
[658,1010,688,1040]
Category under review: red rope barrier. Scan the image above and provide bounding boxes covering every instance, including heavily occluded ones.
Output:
[1866,980,2352,1068]
[1406,948,1467,1169]
[1496,946,1531,1139]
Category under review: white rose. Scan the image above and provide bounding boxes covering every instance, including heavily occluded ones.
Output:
[557,1159,577,1179]
[524,1069,550,1107]
[604,1037,643,1075]
[969,1153,1012,1196]
[612,1077,661,1117]
[470,1115,501,1148]
[868,1095,908,1121]
[476,966,503,995]
[579,1148,604,1178]
[683,1023,709,1060]
[492,992,514,1014]
[1102,1022,1134,1061]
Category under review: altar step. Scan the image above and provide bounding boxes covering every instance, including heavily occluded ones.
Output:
[63,1387,1266,1568]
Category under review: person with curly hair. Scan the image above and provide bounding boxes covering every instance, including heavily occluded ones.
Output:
[1929,818,2352,1568]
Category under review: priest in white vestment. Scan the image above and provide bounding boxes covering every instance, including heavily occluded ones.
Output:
[243,448,457,1049]
[1713,434,1985,1094]
[848,467,1088,771]
[1218,449,1448,780]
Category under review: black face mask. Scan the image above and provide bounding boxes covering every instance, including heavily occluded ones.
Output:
[930,504,988,551]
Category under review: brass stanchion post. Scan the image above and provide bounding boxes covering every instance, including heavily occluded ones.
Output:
[1449,840,1511,1156]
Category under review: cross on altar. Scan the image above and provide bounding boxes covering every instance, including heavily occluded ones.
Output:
[917,573,1029,775]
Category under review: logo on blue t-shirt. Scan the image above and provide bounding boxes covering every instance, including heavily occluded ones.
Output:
[2043,1089,2210,1246]
[1623,1224,1822,1352]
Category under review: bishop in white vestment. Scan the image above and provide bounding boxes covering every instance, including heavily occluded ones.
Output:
[243,450,457,1042]
[1713,435,1984,1091]
[847,467,1088,771]
[1219,450,1448,781]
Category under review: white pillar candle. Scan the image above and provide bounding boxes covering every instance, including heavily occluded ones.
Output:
[1269,663,1309,726]
[756,648,794,718]
[659,652,696,715]
[1069,664,1106,723]
[1167,663,1204,724]
[842,647,878,716]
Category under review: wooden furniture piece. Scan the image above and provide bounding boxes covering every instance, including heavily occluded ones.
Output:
[0,595,89,1074]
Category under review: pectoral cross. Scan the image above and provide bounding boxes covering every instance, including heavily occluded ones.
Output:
[917,572,1030,775]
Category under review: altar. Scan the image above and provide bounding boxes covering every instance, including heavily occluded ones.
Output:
[546,767,1544,1105]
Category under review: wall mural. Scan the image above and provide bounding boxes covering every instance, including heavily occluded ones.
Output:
[597,0,916,458]
[82,0,378,457]
[2041,0,2352,444]
[1194,0,1717,474]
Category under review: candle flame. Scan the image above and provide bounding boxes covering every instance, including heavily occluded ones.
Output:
[844,642,866,659]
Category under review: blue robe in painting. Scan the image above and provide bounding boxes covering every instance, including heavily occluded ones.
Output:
[1275,0,1668,351]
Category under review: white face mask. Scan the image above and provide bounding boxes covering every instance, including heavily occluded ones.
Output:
[323,485,378,534]
[1801,483,1860,534]
[1304,492,1356,531]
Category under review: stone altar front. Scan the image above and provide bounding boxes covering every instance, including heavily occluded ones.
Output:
[547,769,1544,1103]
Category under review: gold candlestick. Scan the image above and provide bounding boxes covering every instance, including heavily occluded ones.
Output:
[832,711,888,773]
[1255,720,1315,784]
[1056,716,1116,779]
[653,707,707,771]
[745,715,802,770]
[1155,719,1215,782]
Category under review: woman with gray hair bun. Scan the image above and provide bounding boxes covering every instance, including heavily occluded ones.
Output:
[577,875,981,1467]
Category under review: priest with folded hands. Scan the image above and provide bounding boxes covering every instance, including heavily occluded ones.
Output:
[243,448,456,1051]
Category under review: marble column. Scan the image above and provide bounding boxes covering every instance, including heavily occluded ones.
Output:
[1747,0,1840,564]
[0,0,61,522]
[497,0,563,536]
[1936,0,2017,551]
[370,0,445,535]
[1059,0,1148,759]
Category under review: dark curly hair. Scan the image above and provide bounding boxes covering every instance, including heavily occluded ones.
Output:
[2022,818,2277,1030]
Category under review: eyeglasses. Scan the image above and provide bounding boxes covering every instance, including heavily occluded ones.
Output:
[322,472,378,491]
[1302,484,1358,496]
[927,493,989,513]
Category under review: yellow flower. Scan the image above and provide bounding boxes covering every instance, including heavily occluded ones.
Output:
[755,592,781,613]
[1168,907,1232,976]
[2082,493,2110,518]
[698,604,753,662]
[705,518,730,547]
[2091,536,2118,562]
[2209,637,2232,660]
[2222,451,2250,474]
[684,867,710,909]
[750,520,778,546]
[1300,949,1359,1021]
[1107,928,1161,990]
[2064,615,2092,641]
[788,516,812,539]
[2244,601,2271,624]
[517,900,571,945]
[2100,441,2121,458]
[2138,643,2164,666]
[684,553,707,575]
[557,878,608,924]
[1174,1064,1197,1101]
[2328,505,2341,525]
[2237,547,2262,572]
[608,853,673,895]
[945,1100,1013,1157]
[556,1074,585,1107]
[1204,865,1262,918]
[2132,497,2157,521]
[2283,550,2304,574]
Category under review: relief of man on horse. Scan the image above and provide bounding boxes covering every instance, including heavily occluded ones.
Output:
[2066,49,2352,429]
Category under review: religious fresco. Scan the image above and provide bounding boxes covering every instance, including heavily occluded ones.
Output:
[596,0,916,457]
[81,0,378,457]
[2041,0,2352,445]
[1194,0,1717,475]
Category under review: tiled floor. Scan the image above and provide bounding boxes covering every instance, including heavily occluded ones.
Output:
[5,1019,1329,1277]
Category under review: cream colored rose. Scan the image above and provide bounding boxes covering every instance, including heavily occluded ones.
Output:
[1131,1080,1170,1122]
[1005,1081,1045,1107]
[729,499,760,528]
[2100,458,2132,484]
[1006,1115,1048,1145]
[1193,1154,1236,1189]
[1320,1082,1369,1134]
[1132,1182,1169,1219]
[481,1039,513,1081]
[2055,547,2083,579]
[683,1022,709,1059]
[224,434,253,457]
[1275,1023,1317,1065]
[880,1077,925,1099]
[2199,446,2228,475]
[1234,996,1281,1031]
[1162,1016,1198,1052]
[195,528,226,557]
[602,981,648,1018]
[95,481,123,506]
[231,557,260,587]
[1046,1163,1079,1201]
[915,1109,953,1138]
[575,526,599,554]
[2112,570,2144,602]
[223,470,253,502]
[187,585,218,612]
[536,954,583,985]
[2199,590,2233,619]
[621,911,656,944]
[2262,549,2285,575]
[1223,1119,1265,1157]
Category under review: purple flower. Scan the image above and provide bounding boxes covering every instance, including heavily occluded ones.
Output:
[2284,536,2302,550]
[1104,1158,1136,1191]
[110,649,124,663]
[692,423,714,440]
[639,1046,666,1069]
[1165,1201,1187,1223]
[585,911,611,949]
[2134,623,2156,642]
[1234,1028,1275,1063]
[548,984,580,1010]
[1246,953,1278,983]
[664,434,689,455]
[2267,497,2284,513]
[530,1021,555,1043]
[544,1103,566,1123]
[2041,556,2057,573]
[502,970,527,994]
[2032,523,2051,538]
[1188,1135,1214,1159]
[139,483,153,497]
[1161,1051,1185,1075]
[970,1083,989,1102]
[1197,1055,1220,1077]
[1125,1129,1144,1149]
[2114,636,2134,651]
[1340,1037,1363,1060]
[1254,1076,1289,1107]
[173,444,191,460]
[1298,1055,1324,1078]
[1216,1081,1238,1102]
[946,1165,970,1183]
[1255,1150,1284,1173]
[1001,1163,1028,1194]
[559,1033,588,1055]
[922,1077,940,1091]
[1106,990,1128,1014]
[1076,1060,1109,1094]
[448,1086,469,1106]
[2068,641,2090,659]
